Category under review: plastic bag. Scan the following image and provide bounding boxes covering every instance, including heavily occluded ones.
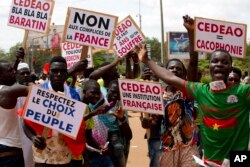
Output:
[92,116,109,146]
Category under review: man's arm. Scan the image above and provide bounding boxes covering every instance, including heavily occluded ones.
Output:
[67,59,88,77]
[0,85,29,109]
[89,56,122,80]
[138,45,185,91]
[13,48,25,72]
[183,15,199,82]
[23,121,46,150]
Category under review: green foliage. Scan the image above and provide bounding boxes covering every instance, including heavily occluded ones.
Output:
[92,51,106,67]
[200,75,212,84]
[0,49,5,59]
[144,37,161,62]
[31,49,51,73]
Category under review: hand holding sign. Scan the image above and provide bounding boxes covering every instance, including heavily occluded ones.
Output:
[137,44,149,64]
[16,47,25,61]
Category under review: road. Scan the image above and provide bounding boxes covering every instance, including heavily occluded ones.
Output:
[127,112,149,167]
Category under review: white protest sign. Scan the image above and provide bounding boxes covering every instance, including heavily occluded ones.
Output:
[113,15,145,57]
[23,85,86,139]
[63,7,118,49]
[61,42,82,69]
[8,0,54,33]
[119,79,164,115]
[195,17,247,58]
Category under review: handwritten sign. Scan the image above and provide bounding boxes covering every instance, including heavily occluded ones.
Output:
[8,0,54,33]
[195,17,247,58]
[113,15,145,57]
[119,79,164,115]
[23,85,86,139]
[63,7,118,49]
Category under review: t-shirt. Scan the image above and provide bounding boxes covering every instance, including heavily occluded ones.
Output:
[161,88,197,151]
[185,81,250,165]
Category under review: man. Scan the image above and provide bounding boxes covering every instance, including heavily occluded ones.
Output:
[16,62,34,167]
[228,66,242,84]
[23,56,87,167]
[0,55,29,166]
[138,27,249,167]
[140,66,162,167]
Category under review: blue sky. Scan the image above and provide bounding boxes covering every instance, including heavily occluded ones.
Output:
[1,0,249,52]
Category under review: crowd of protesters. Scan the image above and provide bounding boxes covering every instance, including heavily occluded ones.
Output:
[1,14,250,167]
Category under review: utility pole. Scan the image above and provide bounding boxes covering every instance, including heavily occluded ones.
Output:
[160,0,165,66]
[137,0,142,29]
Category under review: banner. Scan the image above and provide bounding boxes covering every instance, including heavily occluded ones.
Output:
[8,0,54,33]
[195,17,247,58]
[23,85,86,139]
[113,15,145,57]
[168,32,205,59]
[119,79,164,115]
[63,7,118,49]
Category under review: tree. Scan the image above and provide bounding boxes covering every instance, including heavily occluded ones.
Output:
[0,48,6,59]
[92,50,106,67]
[144,37,161,62]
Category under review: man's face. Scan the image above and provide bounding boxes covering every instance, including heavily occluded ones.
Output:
[166,61,184,78]
[17,68,31,86]
[84,85,101,105]
[209,51,232,82]
[0,62,16,86]
[243,77,250,85]
[228,72,241,85]
[107,83,120,102]
[48,62,67,87]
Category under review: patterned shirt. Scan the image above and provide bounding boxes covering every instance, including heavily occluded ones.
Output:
[161,88,197,151]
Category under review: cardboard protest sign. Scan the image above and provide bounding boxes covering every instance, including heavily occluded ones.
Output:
[61,42,82,69]
[168,32,205,59]
[119,79,164,115]
[8,0,54,33]
[195,17,247,58]
[23,85,86,139]
[63,7,118,49]
[113,15,145,57]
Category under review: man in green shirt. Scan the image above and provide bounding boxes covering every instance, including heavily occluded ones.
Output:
[137,34,249,167]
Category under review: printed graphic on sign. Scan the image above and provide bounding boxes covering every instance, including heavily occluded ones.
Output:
[119,79,164,115]
[63,7,118,49]
[195,17,247,58]
[113,15,145,57]
[23,85,86,139]
[61,42,82,69]
[168,32,205,59]
[8,0,54,33]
